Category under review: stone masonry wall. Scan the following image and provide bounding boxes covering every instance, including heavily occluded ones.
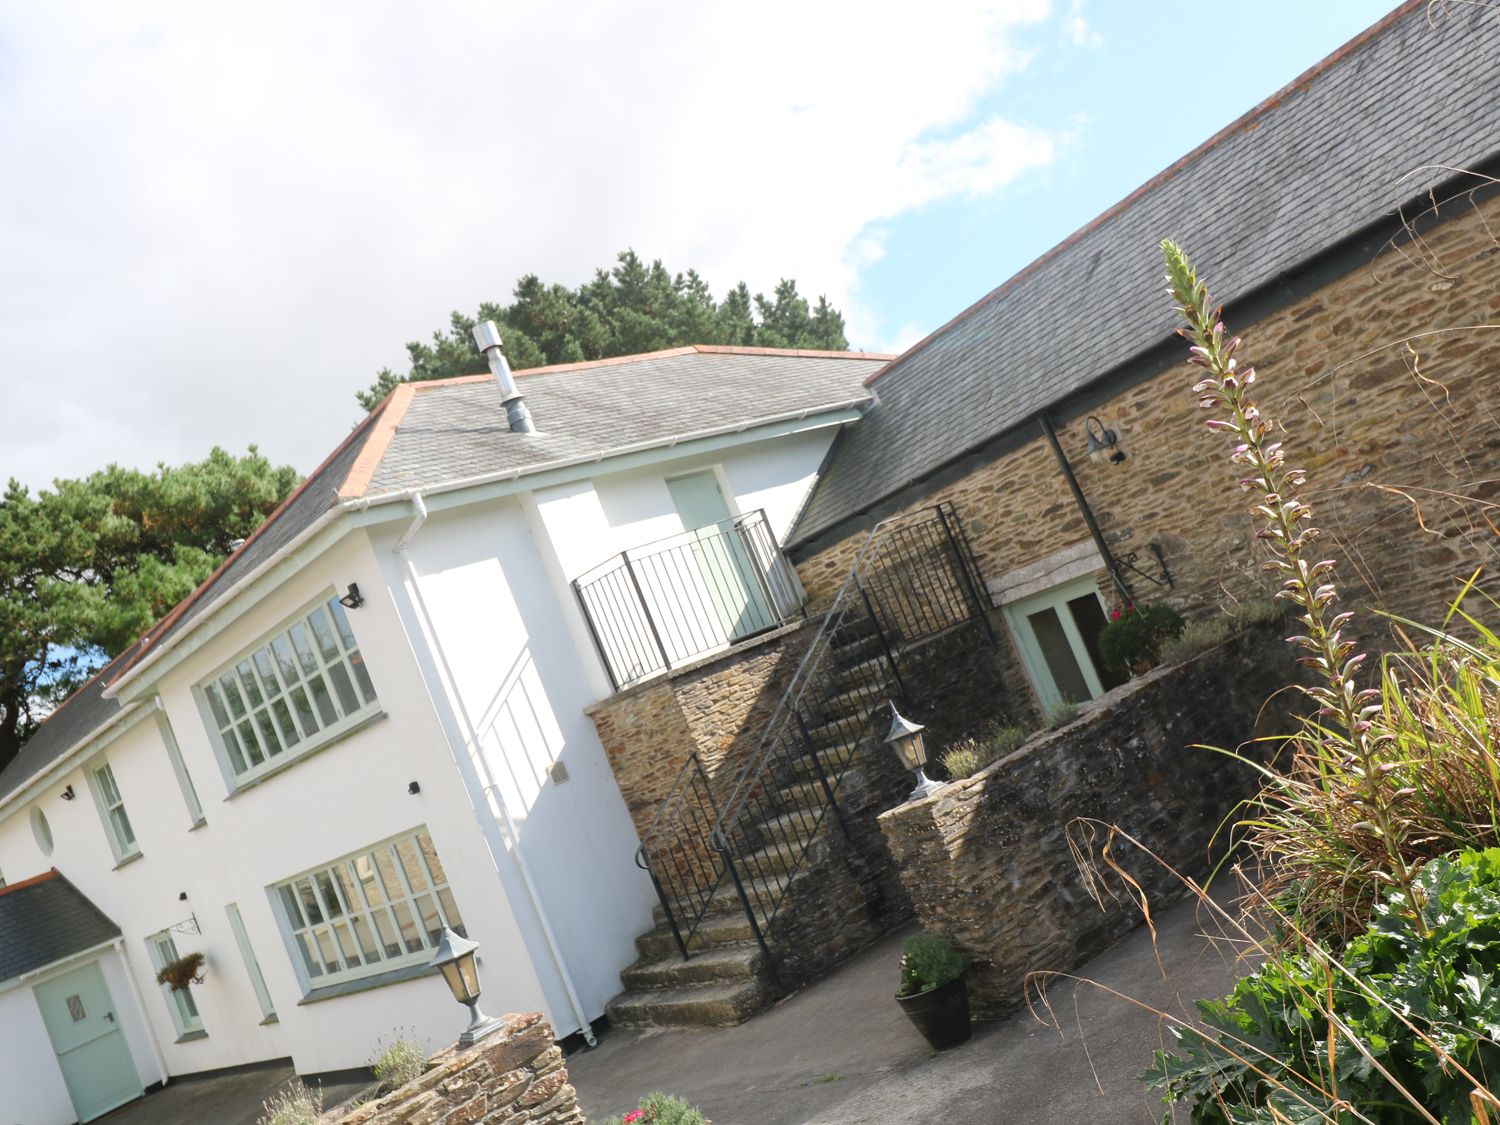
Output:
[796,190,1500,712]
[328,1012,582,1125]
[878,626,1297,1019]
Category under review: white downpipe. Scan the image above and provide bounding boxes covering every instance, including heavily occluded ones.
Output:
[112,939,170,1088]
[393,492,596,1047]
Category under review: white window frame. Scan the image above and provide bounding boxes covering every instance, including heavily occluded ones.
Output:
[86,759,141,864]
[145,930,204,1038]
[1002,575,1112,712]
[271,827,466,993]
[224,904,276,1023]
[154,710,205,828]
[197,592,380,788]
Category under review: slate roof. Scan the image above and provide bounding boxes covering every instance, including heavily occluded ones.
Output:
[0,346,883,802]
[0,870,121,984]
[789,0,1500,548]
[354,347,885,499]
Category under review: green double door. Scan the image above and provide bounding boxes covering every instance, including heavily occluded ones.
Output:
[34,961,142,1122]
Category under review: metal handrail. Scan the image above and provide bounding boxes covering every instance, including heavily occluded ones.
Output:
[573,509,804,692]
[635,502,992,968]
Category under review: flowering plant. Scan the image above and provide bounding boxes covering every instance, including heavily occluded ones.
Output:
[599,1093,709,1125]
[1097,602,1183,677]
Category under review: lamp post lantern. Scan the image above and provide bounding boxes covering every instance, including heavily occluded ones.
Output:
[428,927,505,1046]
[884,703,943,802]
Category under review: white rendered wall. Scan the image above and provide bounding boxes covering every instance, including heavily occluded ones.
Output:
[0,948,156,1125]
[368,496,656,1033]
[0,531,549,1078]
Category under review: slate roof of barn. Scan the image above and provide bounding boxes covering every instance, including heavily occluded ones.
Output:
[789,0,1500,548]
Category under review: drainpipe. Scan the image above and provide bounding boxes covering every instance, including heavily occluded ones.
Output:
[392,491,597,1047]
[112,938,170,1088]
[1037,414,1135,607]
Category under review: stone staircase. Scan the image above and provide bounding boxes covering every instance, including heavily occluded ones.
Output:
[605,620,892,1029]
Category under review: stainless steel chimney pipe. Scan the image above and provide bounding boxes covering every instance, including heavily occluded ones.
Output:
[471,321,536,434]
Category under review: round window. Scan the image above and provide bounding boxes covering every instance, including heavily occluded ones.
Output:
[31,806,53,856]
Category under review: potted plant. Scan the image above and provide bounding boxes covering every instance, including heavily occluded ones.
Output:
[1097,603,1184,678]
[155,950,206,992]
[895,933,971,1050]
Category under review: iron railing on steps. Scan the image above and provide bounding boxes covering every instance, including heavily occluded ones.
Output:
[634,502,992,980]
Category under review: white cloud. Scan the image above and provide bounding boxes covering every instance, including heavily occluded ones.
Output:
[0,1,1059,484]
[1062,0,1104,47]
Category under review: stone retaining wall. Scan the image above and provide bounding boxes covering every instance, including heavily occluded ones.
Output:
[328,1012,581,1125]
[878,626,1297,1018]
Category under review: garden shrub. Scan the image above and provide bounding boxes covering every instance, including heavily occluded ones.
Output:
[989,724,1030,756]
[897,933,969,997]
[256,1082,322,1125]
[1097,603,1184,677]
[1146,848,1500,1122]
[370,1030,427,1093]
[1045,699,1080,729]
[939,739,986,779]
[599,1091,710,1124]
[1158,615,1232,665]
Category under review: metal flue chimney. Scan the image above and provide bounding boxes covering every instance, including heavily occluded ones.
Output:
[471,321,536,434]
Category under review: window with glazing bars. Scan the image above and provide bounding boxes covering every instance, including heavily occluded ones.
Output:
[91,761,139,860]
[274,828,465,988]
[201,594,378,783]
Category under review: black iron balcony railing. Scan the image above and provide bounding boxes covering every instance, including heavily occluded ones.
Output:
[572,510,804,691]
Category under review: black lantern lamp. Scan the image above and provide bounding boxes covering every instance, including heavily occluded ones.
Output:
[428,927,505,1046]
[884,703,943,802]
[1083,416,1126,465]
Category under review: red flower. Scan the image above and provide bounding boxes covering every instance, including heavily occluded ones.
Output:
[624,1112,646,1124]
[1110,609,1121,620]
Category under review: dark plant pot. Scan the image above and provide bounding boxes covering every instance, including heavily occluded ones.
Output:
[895,974,972,1050]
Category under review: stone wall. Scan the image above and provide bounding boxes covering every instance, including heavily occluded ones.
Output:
[328,1012,581,1125]
[588,622,817,839]
[878,626,1296,1018]
[795,189,1500,708]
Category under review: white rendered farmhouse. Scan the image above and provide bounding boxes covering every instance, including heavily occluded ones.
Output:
[0,338,887,1125]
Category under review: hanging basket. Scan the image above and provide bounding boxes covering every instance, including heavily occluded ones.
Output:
[155,951,206,992]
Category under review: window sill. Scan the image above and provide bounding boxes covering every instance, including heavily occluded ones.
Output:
[259,1013,279,1026]
[111,851,145,871]
[174,1029,209,1044]
[223,712,389,801]
[296,961,438,1007]
[187,818,208,832]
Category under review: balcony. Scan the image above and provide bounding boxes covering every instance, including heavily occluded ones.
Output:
[572,510,805,691]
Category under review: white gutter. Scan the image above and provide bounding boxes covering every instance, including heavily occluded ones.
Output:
[103,507,345,701]
[113,937,171,1088]
[349,397,871,512]
[392,491,596,1046]
[0,700,152,821]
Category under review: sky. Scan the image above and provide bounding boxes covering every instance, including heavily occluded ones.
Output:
[0,0,1397,487]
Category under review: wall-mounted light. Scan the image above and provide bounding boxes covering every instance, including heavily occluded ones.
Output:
[1084,417,1126,465]
[338,583,365,610]
[59,785,75,801]
[408,781,421,795]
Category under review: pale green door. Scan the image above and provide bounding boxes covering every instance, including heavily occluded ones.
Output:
[665,471,773,648]
[34,961,142,1122]
[1003,577,1126,712]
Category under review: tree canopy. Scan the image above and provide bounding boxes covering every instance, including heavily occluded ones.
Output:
[357,250,850,410]
[0,447,300,771]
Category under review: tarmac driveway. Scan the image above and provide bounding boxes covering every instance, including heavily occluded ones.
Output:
[570,894,1241,1124]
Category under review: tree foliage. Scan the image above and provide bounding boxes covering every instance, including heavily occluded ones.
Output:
[357,250,850,410]
[0,447,300,770]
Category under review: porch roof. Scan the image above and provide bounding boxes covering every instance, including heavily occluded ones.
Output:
[0,870,121,985]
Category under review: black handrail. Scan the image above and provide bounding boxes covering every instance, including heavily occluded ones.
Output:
[635,502,991,972]
[573,509,803,691]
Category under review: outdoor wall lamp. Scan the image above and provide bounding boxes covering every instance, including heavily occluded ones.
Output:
[59,785,75,801]
[338,583,365,609]
[428,927,505,1046]
[1084,416,1126,465]
[884,703,943,802]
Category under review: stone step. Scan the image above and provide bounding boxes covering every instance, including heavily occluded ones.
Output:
[634,911,758,959]
[819,684,882,723]
[650,874,789,927]
[806,711,874,748]
[831,653,896,692]
[606,977,770,1030]
[620,943,764,991]
[734,837,815,880]
[827,630,881,664]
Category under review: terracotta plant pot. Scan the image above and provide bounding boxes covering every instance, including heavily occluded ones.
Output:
[895,973,972,1050]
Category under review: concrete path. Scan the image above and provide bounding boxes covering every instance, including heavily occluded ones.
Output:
[570,894,1242,1124]
[96,1061,370,1125]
